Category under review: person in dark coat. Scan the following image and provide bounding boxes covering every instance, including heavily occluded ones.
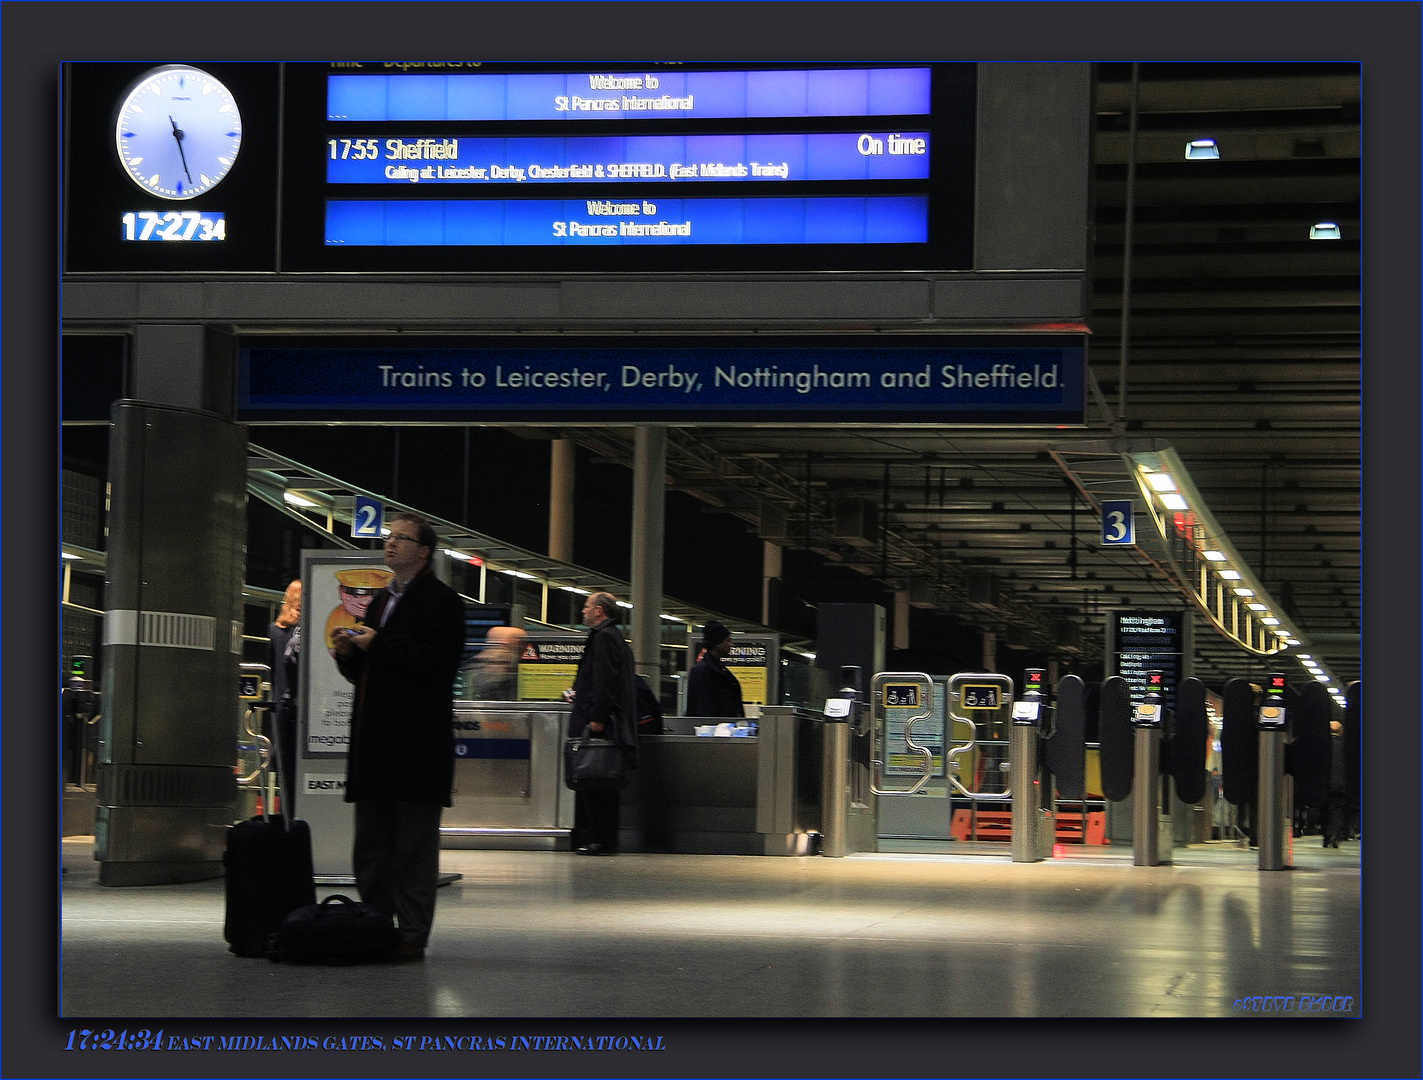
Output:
[686,621,745,718]
[332,513,465,960]
[267,579,303,812]
[565,591,639,855]
[1323,719,1348,848]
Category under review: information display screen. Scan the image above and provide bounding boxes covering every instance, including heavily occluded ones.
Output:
[1109,610,1187,712]
[279,62,975,272]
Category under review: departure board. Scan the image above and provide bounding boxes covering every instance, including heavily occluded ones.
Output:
[278,62,976,272]
[1108,611,1189,712]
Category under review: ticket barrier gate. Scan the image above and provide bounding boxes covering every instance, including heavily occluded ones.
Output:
[62,656,101,789]
[940,672,1054,862]
[235,663,274,821]
[1098,672,1209,866]
[1212,671,1320,876]
[1129,672,1173,866]
[1255,673,1292,871]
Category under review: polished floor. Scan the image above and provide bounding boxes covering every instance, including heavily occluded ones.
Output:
[60,835,1361,1021]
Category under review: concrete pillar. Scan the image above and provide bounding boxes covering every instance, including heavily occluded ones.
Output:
[548,438,576,563]
[762,541,782,626]
[629,425,667,682]
[894,589,911,651]
[96,326,245,885]
[982,629,997,673]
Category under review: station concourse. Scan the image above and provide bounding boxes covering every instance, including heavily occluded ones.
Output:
[32,33,1407,1079]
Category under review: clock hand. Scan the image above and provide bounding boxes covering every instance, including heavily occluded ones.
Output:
[168,116,193,183]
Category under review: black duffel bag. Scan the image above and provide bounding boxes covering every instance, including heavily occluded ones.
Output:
[563,725,631,791]
[270,894,399,965]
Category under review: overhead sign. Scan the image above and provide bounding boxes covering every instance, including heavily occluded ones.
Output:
[351,496,384,537]
[239,336,1086,425]
[1101,500,1135,545]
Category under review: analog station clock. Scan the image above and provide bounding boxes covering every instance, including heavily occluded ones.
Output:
[113,65,242,200]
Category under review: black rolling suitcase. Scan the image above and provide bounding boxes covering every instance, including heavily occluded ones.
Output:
[223,709,316,957]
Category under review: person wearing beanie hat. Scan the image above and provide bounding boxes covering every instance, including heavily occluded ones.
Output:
[686,621,745,718]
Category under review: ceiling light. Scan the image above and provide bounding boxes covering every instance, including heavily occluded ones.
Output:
[1309,221,1341,240]
[1297,654,1312,660]
[660,613,683,622]
[501,569,537,581]
[61,551,81,560]
[1247,602,1267,611]
[1285,638,1300,646]
[1185,138,1220,160]
[443,549,482,565]
[616,600,633,609]
[1203,551,1227,562]
[1233,587,1254,596]
[283,491,318,508]
[1144,472,1177,492]
[560,586,590,595]
[1218,569,1241,580]
[1159,493,1188,510]
[1261,617,1280,625]
[1315,674,1330,683]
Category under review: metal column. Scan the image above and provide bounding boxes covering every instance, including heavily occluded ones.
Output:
[1131,726,1165,865]
[629,425,666,681]
[821,716,850,858]
[1257,729,1291,869]
[1009,723,1040,862]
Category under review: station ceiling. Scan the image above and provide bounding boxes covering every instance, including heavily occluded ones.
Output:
[59,63,1362,693]
[559,63,1362,689]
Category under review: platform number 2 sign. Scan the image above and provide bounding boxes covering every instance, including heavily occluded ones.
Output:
[352,497,384,538]
[1101,501,1135,546]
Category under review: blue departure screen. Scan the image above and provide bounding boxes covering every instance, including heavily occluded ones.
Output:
[325,196,928,247]
[280,63,974,270]
[326,132,931,185]
[329,68,931,122]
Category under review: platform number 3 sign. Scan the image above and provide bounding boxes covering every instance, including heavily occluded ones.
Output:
[1101,500,1135,546]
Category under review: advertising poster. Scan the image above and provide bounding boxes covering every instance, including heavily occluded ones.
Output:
[302,557,393,757]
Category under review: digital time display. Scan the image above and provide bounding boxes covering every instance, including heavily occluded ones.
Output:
[121,210,226,241]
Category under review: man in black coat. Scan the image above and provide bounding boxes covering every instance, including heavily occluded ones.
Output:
[333,513,465,960]
[686,621,745,718]
[566,591,639,855]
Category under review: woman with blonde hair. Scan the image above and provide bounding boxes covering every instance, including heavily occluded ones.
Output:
[267,580,303,812]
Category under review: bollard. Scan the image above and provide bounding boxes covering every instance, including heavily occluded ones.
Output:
[1130,671,1170,866]
[821,714,850,858]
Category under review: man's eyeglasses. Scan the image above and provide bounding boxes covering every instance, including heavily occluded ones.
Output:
[385,533,422,545]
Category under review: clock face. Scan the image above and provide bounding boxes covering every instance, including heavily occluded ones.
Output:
[114,65,242,200]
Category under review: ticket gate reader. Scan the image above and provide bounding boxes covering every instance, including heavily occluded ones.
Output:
[63,655,101,788]
[1131,670,1173,866]
[1257,673,1293,870]
[1010,669,1052,863]
[822,666,878,858]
